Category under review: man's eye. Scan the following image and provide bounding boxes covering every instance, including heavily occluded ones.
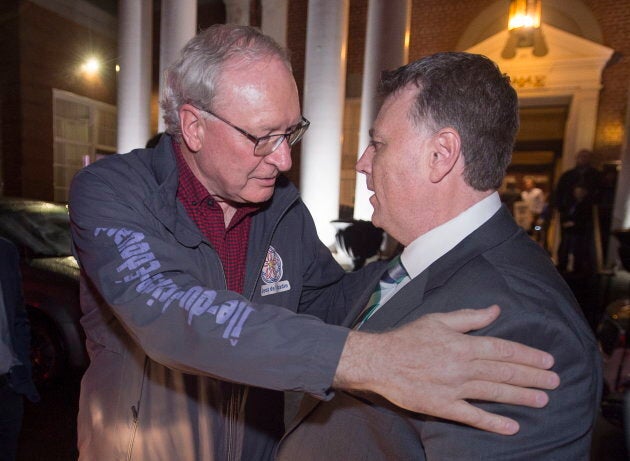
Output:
[369,140,382,151]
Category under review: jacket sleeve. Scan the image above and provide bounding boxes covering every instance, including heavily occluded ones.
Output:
[69,166,349,399]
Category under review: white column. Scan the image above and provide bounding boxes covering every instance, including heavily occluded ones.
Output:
[561,89,600,171]
[224,0,251,25]
[261,0,288,48]
[605,84,630,267]
[157,0,197,133]
[117,0,152,153]
[612,86,630,233]
[300,0,349,247]
[354,0,411,220]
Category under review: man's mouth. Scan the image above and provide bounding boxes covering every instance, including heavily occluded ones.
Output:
[254,176,277,186]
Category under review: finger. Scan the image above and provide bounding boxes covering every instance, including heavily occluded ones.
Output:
[429,304,501,332]
[468,335,556,370]
[459,380,550,408]
[438,401,520,435]
[424,306,556,369]
[463,359,560,390]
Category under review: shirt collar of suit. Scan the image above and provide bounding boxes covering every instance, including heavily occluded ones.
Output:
[401,192,502,280]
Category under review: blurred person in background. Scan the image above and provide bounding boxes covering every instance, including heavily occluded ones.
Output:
[0,238,39,461]
[558,183,596,277]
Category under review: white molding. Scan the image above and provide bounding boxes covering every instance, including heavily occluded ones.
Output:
[468,24,613,89]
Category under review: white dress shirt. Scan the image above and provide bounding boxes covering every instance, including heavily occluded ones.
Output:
[396,192,502,292]
[357,193,502,322]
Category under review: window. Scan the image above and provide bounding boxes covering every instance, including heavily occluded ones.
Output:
[52,89,116,202]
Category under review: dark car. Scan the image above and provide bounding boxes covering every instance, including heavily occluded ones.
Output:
[0,197,87,385]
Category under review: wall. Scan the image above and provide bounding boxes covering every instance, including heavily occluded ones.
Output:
[1,0,117,200]
[585,0,630,164]
[0,1,21,196]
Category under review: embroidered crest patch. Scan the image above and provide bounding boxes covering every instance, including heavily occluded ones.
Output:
[260,246,291,296]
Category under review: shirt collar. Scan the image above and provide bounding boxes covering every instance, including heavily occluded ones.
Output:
[173,139,259,219]
[401,192,501,279]
[173,139,214,208]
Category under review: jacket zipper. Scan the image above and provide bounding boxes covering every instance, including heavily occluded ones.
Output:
[126,356,149,461]
[224,195,298,459]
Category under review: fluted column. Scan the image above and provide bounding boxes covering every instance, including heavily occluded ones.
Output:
[224,0,251,25]
[261,0,288,47]
[354,0,411,220]
[157,0,197,133]
[300,0,350,247]
[117,0,152,153]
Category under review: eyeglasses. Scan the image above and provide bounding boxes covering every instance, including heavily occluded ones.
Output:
[196,106,310,157]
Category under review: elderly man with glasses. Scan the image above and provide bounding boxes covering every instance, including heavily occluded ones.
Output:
[69,25,558,461]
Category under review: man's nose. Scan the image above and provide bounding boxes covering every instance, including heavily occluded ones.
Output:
[266,138,292,172]
[356,146,373,175]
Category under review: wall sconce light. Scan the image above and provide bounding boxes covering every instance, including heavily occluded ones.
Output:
[501,0,548,59]
[80,56,101,78]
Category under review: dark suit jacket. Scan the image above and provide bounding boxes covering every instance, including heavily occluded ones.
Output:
[0,238,39,401]
[277,206,601,460]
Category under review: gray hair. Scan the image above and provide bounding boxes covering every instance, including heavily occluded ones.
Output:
[379,52,519,191]
[160,24,292,139]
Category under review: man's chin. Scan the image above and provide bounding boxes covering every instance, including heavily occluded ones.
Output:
[370,211,380,229]
[242,188,275,205]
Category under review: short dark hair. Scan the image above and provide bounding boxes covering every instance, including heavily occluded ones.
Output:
[379,52,519,191]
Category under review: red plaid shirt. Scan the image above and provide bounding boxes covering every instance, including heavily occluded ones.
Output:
[173,141,258,294]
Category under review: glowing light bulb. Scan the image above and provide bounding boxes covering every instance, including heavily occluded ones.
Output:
[81,57,101,76]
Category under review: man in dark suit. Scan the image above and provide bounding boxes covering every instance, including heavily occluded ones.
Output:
[553,149,601,275]
[0,238,39,461]
[276,52,601,460]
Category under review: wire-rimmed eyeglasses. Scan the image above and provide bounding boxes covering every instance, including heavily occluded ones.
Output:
[195,105,310,157]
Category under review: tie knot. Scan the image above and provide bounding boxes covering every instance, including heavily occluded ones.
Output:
[382,255,407,284]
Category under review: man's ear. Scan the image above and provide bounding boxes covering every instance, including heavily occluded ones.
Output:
[180,104,205,152]
[428,128,461,183]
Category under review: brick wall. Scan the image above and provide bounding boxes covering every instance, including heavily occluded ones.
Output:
[584,0,630,164]
[2,0,117,200]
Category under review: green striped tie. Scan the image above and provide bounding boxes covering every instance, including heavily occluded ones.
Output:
[353,255,408,329]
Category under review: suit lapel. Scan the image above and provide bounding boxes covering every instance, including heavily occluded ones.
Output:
[361,272,429,331]
[341,264,389,328]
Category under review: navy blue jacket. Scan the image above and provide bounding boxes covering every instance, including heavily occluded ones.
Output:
[69,134,382,460]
